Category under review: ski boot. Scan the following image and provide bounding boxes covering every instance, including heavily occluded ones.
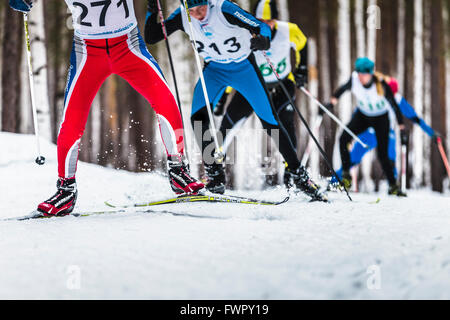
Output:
[388,184,407,197]
[37,177,78,216]
[204,162,226,194]
[341,171,352,190]
[167,156,205,195]
[285,165,328,202]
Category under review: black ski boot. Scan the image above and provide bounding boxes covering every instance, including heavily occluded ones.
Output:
[285,165,328,202]
[204,162,226,194]
[37,177,78,216]
[388,184,407,197]
[167,156,205,195]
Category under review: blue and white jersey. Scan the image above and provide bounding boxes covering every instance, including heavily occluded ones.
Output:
[179,0,270,64]
[65,0,137,39]
[351,71,390,117]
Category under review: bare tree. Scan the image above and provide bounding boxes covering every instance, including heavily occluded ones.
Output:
[1,10,23,133]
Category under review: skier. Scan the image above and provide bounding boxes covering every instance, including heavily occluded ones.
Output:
[145,0,326,201]
[9,0,204,216]
[213,0,308,189]
[329,76,439,187]
[324,57,407,196]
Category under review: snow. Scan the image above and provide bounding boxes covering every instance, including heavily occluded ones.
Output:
[0,132,449,299]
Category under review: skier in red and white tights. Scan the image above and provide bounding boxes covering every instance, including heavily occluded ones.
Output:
[9,0,204,216]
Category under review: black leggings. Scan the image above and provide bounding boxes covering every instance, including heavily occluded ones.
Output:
[220,79,298,151]
[339,110,396,185]
[190,58,300,169]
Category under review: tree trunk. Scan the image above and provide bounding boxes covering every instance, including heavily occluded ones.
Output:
[1,10,23,133]
[412,0,425,187]
[430,0,447,192]
[28,0,51,140]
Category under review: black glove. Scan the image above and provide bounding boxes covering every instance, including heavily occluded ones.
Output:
[319,102,334,116]
[250,35,270,51]
[294,65,308,88]
[9,0,33,13]
[214,91,229,116]
[147,0,158,14]
[400,129,409,146]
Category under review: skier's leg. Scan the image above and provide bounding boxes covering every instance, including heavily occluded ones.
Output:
[232,57,300,169]
[190,64,229,194]
[388,128,398,179]
[271,80,298,149]
[349,129,378,165]
[58,38,111,179]
[339,111,368,173]
[114,29,203,194]
[219,91,254,153]
[114,29,185,157]
[330,130,376,185]
[39,38,112,216]
[190,67,227,164]
[231,57,325,201]
[372,113,398,187]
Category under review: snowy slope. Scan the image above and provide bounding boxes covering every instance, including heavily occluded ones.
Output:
[0,132,449,299]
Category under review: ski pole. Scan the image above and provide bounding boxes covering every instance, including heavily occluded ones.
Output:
[299,86,369,149]
[181,1,224,162]
[23,13,45,165]
[301,115,323,166]
[436,137,450,179]
[259,49,352,201]
[401,144,407,192]
[156,0,190,160]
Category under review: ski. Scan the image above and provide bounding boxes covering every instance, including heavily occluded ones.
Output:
[105,192,290,209]
[7,207,228,221]
[4,210,119,221]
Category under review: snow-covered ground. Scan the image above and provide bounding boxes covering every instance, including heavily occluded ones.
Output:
[0,132,449,299]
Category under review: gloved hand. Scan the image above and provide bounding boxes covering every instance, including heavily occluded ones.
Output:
[250,35,270,51]
[214,92,229,116]
[400,129,409,146]
[294,65,308,88]
[9,0,33,13]
[432,132,442,144]
[147,0,158,14]
[319,102,334,116]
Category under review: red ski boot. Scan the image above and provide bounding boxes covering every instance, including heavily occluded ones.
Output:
[37,178,78,216]
[167,156,205,195]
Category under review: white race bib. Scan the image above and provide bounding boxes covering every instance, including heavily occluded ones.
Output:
[180,0,253,64]
[351,71,389,116]
[255,22,292,83]
[65,0,137,39]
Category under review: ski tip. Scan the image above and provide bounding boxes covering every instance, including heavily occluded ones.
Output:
[104,201,116,208]
[368,198,381,204]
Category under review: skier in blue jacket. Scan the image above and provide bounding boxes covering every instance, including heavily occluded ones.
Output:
[145,0,327,201]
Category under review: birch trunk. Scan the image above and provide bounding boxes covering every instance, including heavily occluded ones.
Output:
[366,0,378,62]
[355,0,372,191]
[308,38,320,179]
[333,0,352,173]
[397,0,406,91]
[278,0,289,20]
[354,0,366,58]
[412,0,424,187]
[27,0,51,140]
